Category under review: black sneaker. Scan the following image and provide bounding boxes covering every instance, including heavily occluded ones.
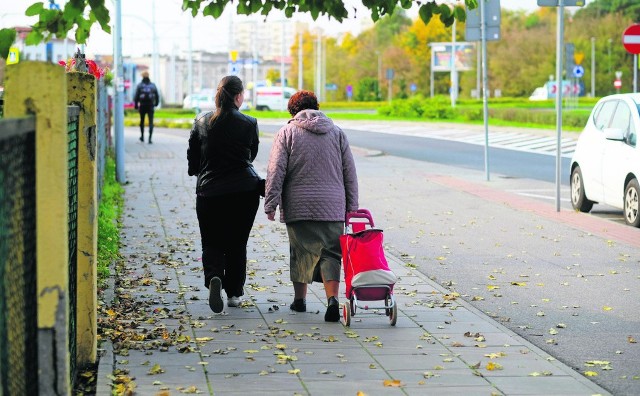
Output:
[208,277,223,313]
[139,136,144,142]
[290,298,306,312]
[325,296,340,322]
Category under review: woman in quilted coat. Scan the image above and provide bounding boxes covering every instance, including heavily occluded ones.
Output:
[264,90,359,322]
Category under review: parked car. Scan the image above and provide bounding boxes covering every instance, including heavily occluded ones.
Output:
[255,86,296,111]
[183,91,251,112]
[570,93,640,227]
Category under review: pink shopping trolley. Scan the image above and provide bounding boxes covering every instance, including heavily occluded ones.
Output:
[340,209,397,326]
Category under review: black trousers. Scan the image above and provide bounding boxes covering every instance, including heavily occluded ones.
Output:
[196,191,260,297]
[139,106,154,138]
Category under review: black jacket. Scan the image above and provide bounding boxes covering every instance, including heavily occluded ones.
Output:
[187,108,261,196]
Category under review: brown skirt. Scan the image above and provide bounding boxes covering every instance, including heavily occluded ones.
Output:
[286,221,343,284]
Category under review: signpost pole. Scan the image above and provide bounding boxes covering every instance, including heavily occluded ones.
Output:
[480,0,490,181]
[555,0,564,212]
[635,55,638,93]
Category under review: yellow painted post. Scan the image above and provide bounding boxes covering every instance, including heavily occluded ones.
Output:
[67,72,98,366]
[4,61,70,395]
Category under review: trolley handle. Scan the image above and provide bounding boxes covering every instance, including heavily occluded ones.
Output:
[345,208,375,229]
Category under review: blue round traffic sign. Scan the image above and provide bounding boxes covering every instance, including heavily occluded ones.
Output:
[573,65,584,78]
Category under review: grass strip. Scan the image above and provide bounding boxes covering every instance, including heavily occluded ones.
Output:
[97,152,123,288]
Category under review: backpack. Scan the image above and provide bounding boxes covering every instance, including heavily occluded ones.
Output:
[138,82,157,105]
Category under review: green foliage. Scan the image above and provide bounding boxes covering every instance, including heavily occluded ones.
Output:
[2,1,479,59]
[97,153,123,286]
[355,77,380,102]
[0,28,16,59]
[378,95,457,119]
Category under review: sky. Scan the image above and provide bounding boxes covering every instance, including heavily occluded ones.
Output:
[1,0,591,57]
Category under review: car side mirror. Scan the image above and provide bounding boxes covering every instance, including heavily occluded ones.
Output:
[604,127,625,141]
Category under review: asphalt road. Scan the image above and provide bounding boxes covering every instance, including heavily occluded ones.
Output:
[170,121,640,395]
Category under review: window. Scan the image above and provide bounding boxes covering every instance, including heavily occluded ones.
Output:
[594,100,618,131]
[610,102,631,133]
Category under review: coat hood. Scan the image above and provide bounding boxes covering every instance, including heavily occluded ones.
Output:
[289,109,334,134]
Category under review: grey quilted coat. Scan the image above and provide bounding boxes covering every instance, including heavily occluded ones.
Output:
[264,109,359,223]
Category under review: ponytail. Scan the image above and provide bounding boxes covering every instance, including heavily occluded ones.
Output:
[209,75,244,126]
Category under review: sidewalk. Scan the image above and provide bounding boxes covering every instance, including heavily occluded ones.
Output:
[97,126,611,396]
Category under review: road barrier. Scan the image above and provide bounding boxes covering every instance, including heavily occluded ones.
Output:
[0,61,110,394]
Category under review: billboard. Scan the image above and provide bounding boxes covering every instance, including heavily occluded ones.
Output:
[430,42,475,72]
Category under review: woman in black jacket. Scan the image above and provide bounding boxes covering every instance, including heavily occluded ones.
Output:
[187,75,262,313]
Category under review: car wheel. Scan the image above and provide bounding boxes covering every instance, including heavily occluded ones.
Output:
[624,179,640,227]
[571,166,593,212]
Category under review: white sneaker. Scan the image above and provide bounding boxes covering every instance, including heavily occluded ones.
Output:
[227,296,241,307]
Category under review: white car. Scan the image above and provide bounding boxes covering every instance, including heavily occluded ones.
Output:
[570,93,640,227]
[183,93,216,111]
[183,92,251,112]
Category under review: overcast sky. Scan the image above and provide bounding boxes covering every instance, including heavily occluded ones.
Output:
[1,0,590,57]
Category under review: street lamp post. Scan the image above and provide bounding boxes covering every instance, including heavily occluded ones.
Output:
[591,37,596,97]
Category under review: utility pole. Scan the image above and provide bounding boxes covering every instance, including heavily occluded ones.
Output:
[591,37,596,97]
[298,33,303,90]
[151,1,159,106]
[114,0,125,183]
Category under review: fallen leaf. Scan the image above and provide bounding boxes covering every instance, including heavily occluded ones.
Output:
[628,336,637,343]
[383,379,402,387]
[584,371,598,377]
[288,369,301,374]
[486,361,503,371]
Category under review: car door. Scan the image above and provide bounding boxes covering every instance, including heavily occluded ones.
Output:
[602,100,635,208]
[580,100,617,202]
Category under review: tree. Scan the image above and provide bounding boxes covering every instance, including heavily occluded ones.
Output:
[0,0,477,59]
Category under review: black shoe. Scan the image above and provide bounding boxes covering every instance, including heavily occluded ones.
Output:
[148,139,152,144]
[325,296,340,322]
[208,277,223,313]
[139,136,144,142]
[290,298,306,312]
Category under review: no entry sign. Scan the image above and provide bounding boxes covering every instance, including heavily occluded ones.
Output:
[623,24,640,55]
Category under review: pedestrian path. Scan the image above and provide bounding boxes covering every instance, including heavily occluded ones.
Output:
[331,121,577,158]
[96,127,609,395]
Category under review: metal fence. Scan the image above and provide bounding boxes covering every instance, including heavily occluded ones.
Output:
[67,105,80,384]
[0,116,38,396]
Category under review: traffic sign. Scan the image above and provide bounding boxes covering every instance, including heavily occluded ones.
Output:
[623,24,640,55]
[7,47,19,65]
[386,68,394,80]
[574,52,584,65]
[614,79,622,89]
[573,65,584,78]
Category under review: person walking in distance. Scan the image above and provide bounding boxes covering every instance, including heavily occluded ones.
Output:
[134,70,159,144]
[187,75,263,313]
[264,90,359,322]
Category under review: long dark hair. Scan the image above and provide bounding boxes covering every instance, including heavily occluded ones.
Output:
[209,75,243,125]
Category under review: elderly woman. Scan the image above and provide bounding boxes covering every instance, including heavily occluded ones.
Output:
[264,90,359,322]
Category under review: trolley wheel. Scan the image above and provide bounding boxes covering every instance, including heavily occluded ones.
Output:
[343,300,351,326]
[385,294,392,316]
[389,302,397,326]
[350,297,356,315]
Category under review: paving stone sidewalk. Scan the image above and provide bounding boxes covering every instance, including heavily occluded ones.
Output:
[96,127,609,396]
